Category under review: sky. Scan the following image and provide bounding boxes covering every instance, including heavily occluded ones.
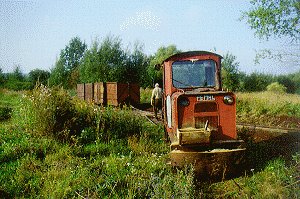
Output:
[0,0,299,75]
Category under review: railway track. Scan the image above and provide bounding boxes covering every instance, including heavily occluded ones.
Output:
[236,123,300,134]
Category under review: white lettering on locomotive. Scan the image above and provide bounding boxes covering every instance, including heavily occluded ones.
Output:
[197,95,215,101]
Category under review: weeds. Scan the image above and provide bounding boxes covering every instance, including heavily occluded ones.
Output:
[0,87,194,198]
[1,88,299,198]
[18,86,159,144]
[236,91,300,128]
[17,85,96,142]
[206,156,300,198]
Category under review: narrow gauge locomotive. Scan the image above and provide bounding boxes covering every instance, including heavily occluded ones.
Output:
[160,51,245,178]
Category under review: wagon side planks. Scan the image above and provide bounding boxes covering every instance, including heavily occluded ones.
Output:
[77,82,140,106]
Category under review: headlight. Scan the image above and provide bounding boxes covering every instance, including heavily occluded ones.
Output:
[223,96,234,105]
[178,97,190,106]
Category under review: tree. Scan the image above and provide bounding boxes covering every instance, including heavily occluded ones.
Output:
[275,75,296,93]
[124,42,149,86]
[63,37,87,72]
[10,65,24,82]
[242,72,273,92]
[147,45,181,87]
[79,35,126,83]
[78,40,102,83]
[242,0,300,41]
[221,52,241,91]
[98,35,127,82]
[28,69,50,86]
[49,58,68,88]
[0,68,4,87]
[242,0,300,65]
[49,37,87,89]
[79,35,149,85]
[288,69,300,94]
[4,66,32,90]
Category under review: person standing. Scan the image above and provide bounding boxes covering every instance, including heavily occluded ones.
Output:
[151,83,163,119]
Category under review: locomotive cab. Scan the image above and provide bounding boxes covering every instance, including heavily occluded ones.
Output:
[162,51,245,178]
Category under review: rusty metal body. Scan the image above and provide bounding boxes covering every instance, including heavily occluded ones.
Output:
[162,51,245,178]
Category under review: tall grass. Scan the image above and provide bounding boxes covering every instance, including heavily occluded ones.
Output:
[0,89,21,122]
[204,156,299,198]
[16,85,96,142]
[0,87,194,198]
[0,88,299,198]
[236,91,300,128]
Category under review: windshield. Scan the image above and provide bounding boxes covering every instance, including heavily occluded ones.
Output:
[172,60,216,88]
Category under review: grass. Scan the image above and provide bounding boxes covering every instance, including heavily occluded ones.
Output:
[0,88,299,198]
[0,88,194,198]
[236,91,300,128]
[203,156,300,198]
[0,89,21,122]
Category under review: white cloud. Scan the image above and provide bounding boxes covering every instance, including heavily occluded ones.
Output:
[120,11,161,31]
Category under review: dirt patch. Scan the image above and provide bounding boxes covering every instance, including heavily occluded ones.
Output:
[276,115,300,129]
[237,115,300,129]
[238,127,300,170]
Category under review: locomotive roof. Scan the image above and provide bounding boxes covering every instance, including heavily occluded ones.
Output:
[164,51,223,62]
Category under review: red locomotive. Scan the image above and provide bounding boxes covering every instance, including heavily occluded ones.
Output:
[161,51,245,178]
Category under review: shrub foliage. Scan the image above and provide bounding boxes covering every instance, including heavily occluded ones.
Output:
[0,88,197,198]
[267,82,287,93]
[19,85,96,141]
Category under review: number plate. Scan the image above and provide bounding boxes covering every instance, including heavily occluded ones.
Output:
[197,95,215,101]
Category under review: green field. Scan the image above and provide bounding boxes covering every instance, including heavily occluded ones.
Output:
[0,88,299,198]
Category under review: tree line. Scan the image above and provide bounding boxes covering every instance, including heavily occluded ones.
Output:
[0,34,299,94]
[1,0,299,93]
[221,53,300,94]
[0,66,50,91]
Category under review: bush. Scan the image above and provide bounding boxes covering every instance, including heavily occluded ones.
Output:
[242,72,273,92]
[19,85,96,141]
[18,85,159,144]
[267,82,287,93]
[1,87,194,198]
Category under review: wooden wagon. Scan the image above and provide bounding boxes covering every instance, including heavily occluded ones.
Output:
[76,82,140,106]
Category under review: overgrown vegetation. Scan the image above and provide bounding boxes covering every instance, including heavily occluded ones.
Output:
[204,157,300,198]
[1,1,299,196]
[0,88,299,198]
[236,91,300,128]
[0,88,195,198]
